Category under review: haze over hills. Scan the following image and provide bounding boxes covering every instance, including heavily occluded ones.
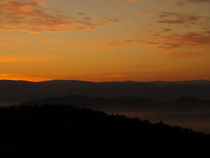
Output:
[1,79,210,104]
[1,79,210,133]
[22,94,210,134]
[23,95,210,111]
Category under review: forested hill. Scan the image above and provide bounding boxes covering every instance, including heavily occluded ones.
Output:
[0,104,209,156]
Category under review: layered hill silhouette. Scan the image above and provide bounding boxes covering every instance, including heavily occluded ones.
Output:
[23,95,210,110]
[21,95,210,134]
[1,79,210,104]
[0,104,209,156]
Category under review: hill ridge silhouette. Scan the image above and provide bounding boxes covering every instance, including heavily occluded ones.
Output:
[1,79,210,104]
[0,104,209,156]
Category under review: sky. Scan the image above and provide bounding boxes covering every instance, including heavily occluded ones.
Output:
[0,0,210,81]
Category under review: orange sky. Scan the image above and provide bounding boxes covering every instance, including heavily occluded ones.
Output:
[0,0,210,81]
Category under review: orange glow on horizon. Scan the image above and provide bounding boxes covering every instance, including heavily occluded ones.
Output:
[0,74,52,82]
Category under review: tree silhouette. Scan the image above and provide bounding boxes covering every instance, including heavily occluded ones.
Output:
[0,104,209,156]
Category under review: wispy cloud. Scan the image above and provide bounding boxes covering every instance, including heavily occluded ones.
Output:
[104,39,159,48]
[105,32,210,48]
[186,0,210,2]
[0,0,120,33]
[105,40,143,47]
[155,12,201,26]
[176,0,210,5]
[154,11,210,31]
[105,11,210,50]
[104,32,210,50]
[153,32,210,49]
[152,12,210,49]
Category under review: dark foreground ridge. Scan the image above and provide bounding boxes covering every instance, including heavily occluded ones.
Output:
[0,105,209,156]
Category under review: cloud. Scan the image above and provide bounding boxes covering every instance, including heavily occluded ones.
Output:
[186,0,210,2]
[104,39,160,48]
[105,10,210,50]
[151,12,210,49]
[176,0,210,5]
[182,0,210,3]
[105,32,210,49]
[152,12,210,37]
[123,0,210,4]
[0,0,120,33]
[160,28,173,33]
[153,32,210,49]
[105,40,143,47]
[156,12,201,26]
[104,31,210,50]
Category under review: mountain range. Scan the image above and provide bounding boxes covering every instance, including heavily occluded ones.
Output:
[1,79,210,104]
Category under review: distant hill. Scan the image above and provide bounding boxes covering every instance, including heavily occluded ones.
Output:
[0,104,209,156]
[22,95,210,111]
[1,79,210,104]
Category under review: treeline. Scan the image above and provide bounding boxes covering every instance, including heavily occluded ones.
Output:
[0,104,209,156]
